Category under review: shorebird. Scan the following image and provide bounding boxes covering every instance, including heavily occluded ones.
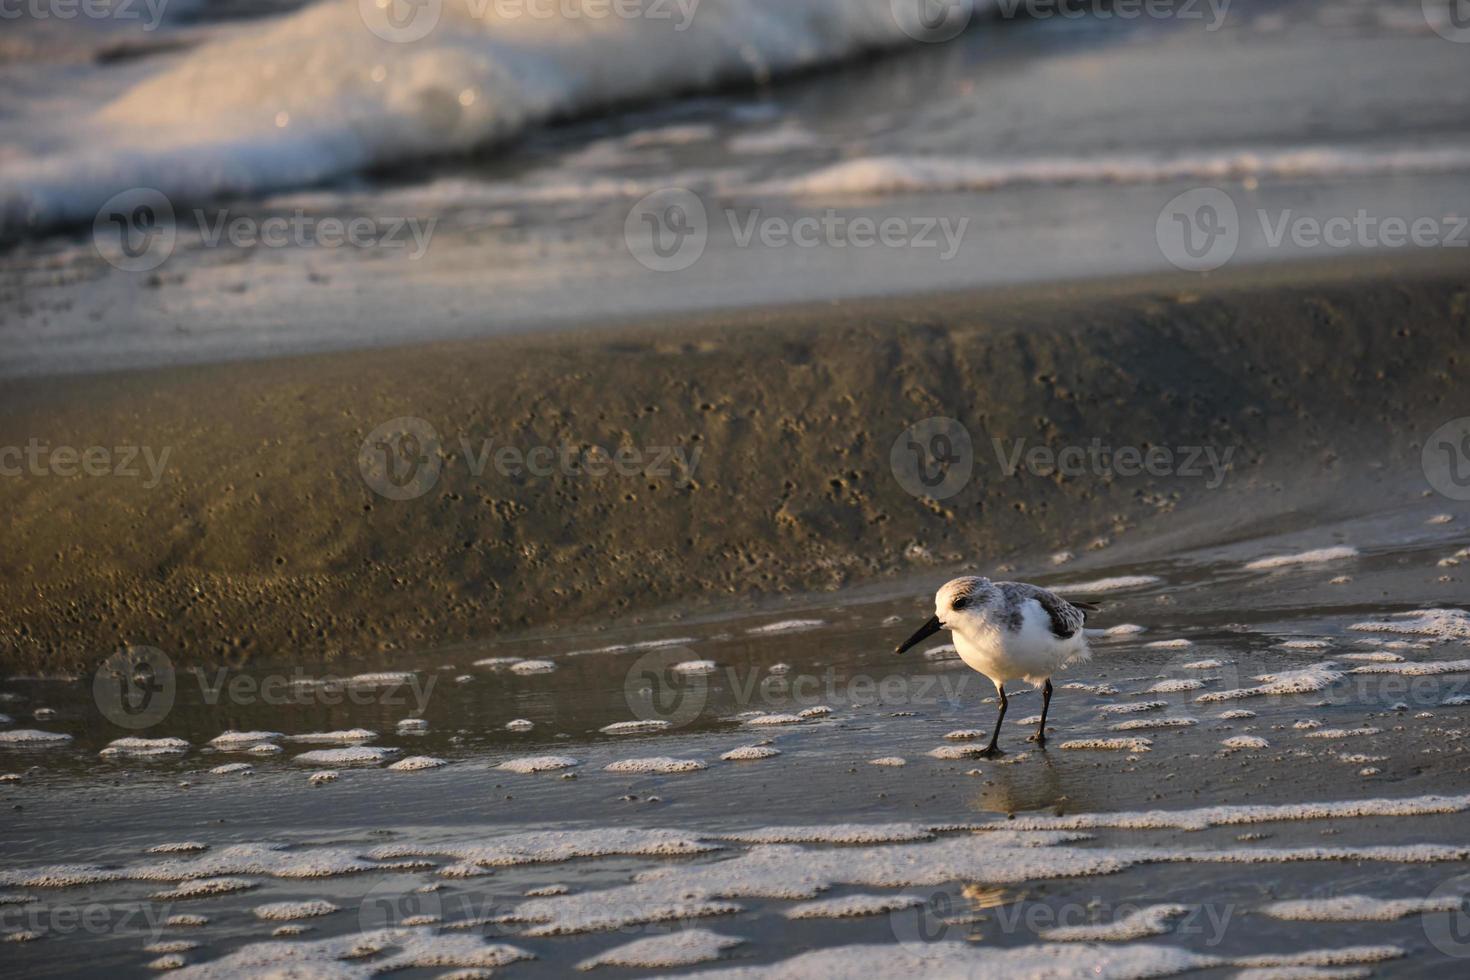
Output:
[895,576,1098,755]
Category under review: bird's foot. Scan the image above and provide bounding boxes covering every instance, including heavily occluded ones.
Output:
[978,743,1003,759]
[1027,732,1047,745]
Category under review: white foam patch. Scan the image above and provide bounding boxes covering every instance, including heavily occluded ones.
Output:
[1223,735,1270,750]
[637,939,1402,979]
[1349,608,1470,641]
[210,763,253,775]
[868,757,907,766]
[605,757,707,774]
[575,928,742,970]
[164,915,209,927]
[927,744,986,760]
[0,729,71,745]
[1260,895,1461,921]
[922,644,959,661]
[168,927,533,978]
[1183,660,1226,670]
[1145,679,1204,693]
[565,638,697,657]
[975,793,1470,832]
[1198,664,1344,702]
[395,719,429,733]
[472,657,523,668]
[944,729,985,740]
[1303,729,1381,740]
[1111,717,1198,731]
[1220,710,1257,719]
[600,720,672,735]
[497,756,580,773]
[1144,640,1194,650]
[1105,624,1148,636]
[746,620,825,634]
[148,842,209,854]
[343,672,417,688]
[721,746,779,761]
[798,706,833,719]
[1100,701,1168,715]
[293,747,396,766]
[152,877,258,900]
[1052,576,1162,595]
[1038,903,1189,941]
[389,756,447,772]
[716,825,931,845]
[1349,660,1470,676]
[100,737,190,758]
[367,829,718,870]
[1278,640,1334,650]
[744,714,803,726]
[672,660,717,675]
[785,894,922,918]
[761,144,1470,198]
[308,771,338,786]
[505,719,534,731]
[1245,547,1359,571]
[208,731,283,749]
[510,660,556,675]
[253,900,339,920]
[284,730,377,744]
[1060,738,1152,752]
[1340,652,1404,663]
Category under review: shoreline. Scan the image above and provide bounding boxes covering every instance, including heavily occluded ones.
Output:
[1,253,1467,672]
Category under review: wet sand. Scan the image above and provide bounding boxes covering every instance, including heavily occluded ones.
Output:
[2,253,1468,674]
[2,490,1469,976]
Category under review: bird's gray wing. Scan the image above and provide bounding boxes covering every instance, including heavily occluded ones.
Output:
[1000,583,1088,639]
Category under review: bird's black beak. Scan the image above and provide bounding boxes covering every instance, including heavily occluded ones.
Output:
[894,615,943,655]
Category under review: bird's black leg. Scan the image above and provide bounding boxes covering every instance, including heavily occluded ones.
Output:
[1029,678,1053,744]
[981,684,1007,757]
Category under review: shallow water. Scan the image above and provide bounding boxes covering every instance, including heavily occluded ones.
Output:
[3,490,1468,976]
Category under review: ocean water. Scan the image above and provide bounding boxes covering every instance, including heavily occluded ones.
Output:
[2,0,1470,375]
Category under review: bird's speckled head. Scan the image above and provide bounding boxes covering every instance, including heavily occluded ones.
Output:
[935,576,993,623]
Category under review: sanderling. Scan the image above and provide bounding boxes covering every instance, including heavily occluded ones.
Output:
[895,576,1098,755]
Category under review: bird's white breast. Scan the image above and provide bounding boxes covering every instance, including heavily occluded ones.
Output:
[951,599,1089,688]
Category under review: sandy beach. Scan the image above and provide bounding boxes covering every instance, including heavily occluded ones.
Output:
[5,0,1470,975]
